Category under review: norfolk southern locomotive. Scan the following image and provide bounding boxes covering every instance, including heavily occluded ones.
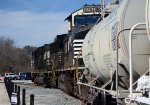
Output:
[32,0,150,105]
[32,4,101,102]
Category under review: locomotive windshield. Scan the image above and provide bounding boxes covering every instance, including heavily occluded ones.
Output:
[74,15,101,26]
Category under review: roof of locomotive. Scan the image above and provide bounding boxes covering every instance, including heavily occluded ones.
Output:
[65,4,101,21]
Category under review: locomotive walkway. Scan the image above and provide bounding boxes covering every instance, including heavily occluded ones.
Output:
[0,81,10,105]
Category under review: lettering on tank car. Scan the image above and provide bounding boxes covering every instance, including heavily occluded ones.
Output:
[111,22,119,50]
[132,33,147,39]
[103,53,112,70]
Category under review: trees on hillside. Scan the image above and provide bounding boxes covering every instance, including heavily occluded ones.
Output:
[0,36,36,73]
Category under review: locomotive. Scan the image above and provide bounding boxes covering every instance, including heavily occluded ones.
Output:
[32,0,150,105]
[32,4,101,99]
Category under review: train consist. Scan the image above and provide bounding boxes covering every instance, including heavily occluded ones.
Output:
[32,0,150,105]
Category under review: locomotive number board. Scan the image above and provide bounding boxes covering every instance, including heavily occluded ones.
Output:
[83,6,101,13]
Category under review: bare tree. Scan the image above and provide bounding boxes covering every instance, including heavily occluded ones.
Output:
[0,36,36,73]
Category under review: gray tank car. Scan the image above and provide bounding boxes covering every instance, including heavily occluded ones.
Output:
[83,0,150,86]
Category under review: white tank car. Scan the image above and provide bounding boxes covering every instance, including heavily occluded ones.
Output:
[82,0,150,87]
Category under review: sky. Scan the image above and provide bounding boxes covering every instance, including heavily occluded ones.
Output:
[0,0,109,48]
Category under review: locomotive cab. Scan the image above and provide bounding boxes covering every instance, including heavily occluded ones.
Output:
[62,4,103,99]
[64,5,102,69]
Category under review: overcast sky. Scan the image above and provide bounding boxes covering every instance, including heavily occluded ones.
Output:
[0,0,110,48]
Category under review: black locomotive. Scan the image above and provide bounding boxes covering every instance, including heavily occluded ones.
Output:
[31,4,101,102]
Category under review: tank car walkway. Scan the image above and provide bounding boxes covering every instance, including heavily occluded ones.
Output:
[0,81,10,105]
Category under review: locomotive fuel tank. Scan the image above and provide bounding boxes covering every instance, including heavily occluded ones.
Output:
[82,0,150,86]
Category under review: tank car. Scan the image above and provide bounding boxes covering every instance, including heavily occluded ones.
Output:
[79,0,150,105]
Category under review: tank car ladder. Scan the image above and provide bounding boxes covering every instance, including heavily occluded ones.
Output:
[127,23,150,104]
[116,23,150,104]
[116,25,146,95]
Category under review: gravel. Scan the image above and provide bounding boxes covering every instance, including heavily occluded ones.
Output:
[16,82,82,105]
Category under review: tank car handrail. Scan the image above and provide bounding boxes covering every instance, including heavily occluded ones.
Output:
[116,27,146,97]
[77,81,109,93]
[116,28,131,97]
[128,22,146,99]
